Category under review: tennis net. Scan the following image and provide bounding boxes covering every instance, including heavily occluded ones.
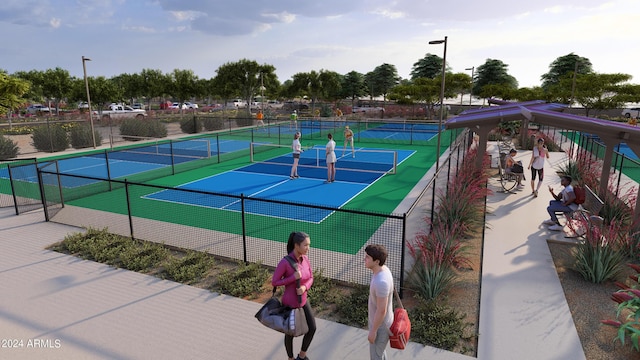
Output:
[250,142,397,174]
[109,139,212,164]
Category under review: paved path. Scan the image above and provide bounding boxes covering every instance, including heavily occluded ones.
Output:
[0,149,588,360]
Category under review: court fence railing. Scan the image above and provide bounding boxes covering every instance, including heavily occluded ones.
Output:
[3,119,467,296]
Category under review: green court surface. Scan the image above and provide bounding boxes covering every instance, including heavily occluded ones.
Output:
[5,128,456,255]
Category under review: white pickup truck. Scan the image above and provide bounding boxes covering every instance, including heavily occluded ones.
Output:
[94,104,147,120]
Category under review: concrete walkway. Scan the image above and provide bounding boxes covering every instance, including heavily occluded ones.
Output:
[0,149,587,360]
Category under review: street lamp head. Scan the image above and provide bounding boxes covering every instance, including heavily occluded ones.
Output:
[429,39,445,45]
[465,67,474,71]
[82,56,91,62]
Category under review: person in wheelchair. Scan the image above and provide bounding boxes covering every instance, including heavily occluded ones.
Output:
[505,149,525,187]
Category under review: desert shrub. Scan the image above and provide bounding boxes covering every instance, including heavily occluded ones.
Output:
[163,251,214,284]
[335,284,369,328]
[602,263,640,352]
[406,222,469,301]
[119,119,167,139]
[0,135,19,159]
[573,219,627,283]
[409,298,472,351]
[202,117,225,131]
[70,124,102,149]
[307,269,336,308]
[31,124,69,152]
[216,261,269,298]
[179,116,202,134]
[434,147,491,236]
[120,241,169,272]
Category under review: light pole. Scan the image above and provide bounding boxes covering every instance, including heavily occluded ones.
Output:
[465,66,474,106]
[429,36,447,172]
[260,73,266,114]
[82,56,96,148]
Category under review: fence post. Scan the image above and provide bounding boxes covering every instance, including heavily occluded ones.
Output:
[241,193,247,263]
[400,213,407,298]
[125,179,135,240]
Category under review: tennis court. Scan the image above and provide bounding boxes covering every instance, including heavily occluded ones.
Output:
[144,145,415,223]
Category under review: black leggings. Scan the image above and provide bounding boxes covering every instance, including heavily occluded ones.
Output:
[285,302,316,358]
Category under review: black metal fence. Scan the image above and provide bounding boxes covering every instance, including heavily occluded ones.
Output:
[2,119,471,295]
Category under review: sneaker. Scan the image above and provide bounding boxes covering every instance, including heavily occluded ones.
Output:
[289,176,295,180]
[324,180,331,184]
[542,219,556,225]
[549,224,564,231]
[294,175,300,178]
[296,356,309,360]
[533,190,538,197]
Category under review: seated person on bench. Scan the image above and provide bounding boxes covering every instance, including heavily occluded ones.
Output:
[505,149,524,186]
[543,175,579,231]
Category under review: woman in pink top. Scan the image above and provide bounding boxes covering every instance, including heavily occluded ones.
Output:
[272,231,315,360]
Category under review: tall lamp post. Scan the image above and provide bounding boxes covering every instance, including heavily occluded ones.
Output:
[260,73,266,115]
[82,56,96,148]
[429,36,447,173]
[465,66,474,106]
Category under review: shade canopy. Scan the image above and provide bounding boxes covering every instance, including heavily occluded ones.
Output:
[444,99,640,221]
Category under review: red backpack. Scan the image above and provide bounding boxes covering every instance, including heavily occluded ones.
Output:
[574,185,586,205]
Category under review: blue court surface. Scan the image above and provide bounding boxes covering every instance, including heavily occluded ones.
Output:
[2,156,171,188]
[144,146,415,223]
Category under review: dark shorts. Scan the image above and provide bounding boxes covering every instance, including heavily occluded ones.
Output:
[531,167,544,181]
[293,153,300,159]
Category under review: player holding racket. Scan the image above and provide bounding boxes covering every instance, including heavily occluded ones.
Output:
[343,125,354,157]
[290,131,302,179]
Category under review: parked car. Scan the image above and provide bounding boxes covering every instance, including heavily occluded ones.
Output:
[266,100,283,109]
[26,104,51,114]
[132,103,145,110]
[169,102,186,110]
[622,107,640,118]
[228,99,247,108]
[77,102,89,109]
[282,101,309,111]
[159,101,172,110]
[183,102,198,109]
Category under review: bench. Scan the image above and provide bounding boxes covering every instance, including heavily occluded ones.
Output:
[561,184,605,238]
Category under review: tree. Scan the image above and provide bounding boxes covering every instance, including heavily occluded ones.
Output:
[366,64,400,104]
[290,70,341,111]
[410,54,447,80]
[139,69,169,108]
[569,73,635,116]
[541,53,592,90]
[0,71,30,116]
[341,71,367,108]
[88,76,122,111]
[40,67,73,114]
[111,72,143,105]
[212,59,277,116]
[169,69,200,112]
[473,59,518,100]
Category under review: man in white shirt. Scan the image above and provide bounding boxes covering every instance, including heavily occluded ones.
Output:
[544,175,579,231]
[365,244,394,360]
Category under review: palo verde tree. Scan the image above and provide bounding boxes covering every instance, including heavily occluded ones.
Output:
[568,73,636,116]
[0,70,30,115]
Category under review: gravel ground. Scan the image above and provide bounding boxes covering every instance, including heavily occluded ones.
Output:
[549,242,638,360]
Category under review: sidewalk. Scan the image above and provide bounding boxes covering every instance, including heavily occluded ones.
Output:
[0,150,586,360]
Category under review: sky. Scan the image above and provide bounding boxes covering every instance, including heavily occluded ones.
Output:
[2,0,639,89]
